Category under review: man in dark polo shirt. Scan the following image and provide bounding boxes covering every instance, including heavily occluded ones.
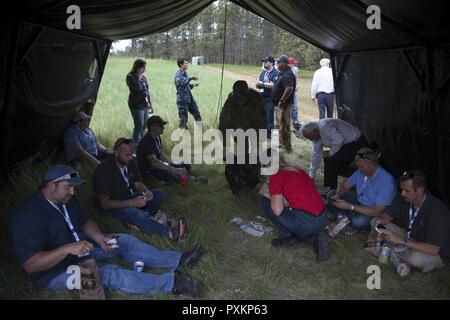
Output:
[9,164,202,296]
[271,55,296,152]
[93,137,186,240]
[256,56,279,138]
[137,116,206,185]
[371,170,450,275]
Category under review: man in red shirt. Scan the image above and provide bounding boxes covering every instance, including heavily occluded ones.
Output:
[259,153,330,261]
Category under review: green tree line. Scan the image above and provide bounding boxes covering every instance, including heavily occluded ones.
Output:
[115,1,326,70]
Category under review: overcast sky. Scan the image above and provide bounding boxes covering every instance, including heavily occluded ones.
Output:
[111,39,131,52]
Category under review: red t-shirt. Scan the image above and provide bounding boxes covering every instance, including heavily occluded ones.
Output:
[269,169,325,216]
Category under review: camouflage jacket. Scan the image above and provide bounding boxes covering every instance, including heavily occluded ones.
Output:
[174,70,196,105]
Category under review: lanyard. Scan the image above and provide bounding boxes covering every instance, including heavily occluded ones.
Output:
[359,168,380,197]
[407,195,427,238]
[263,71,270,82]
[120,166,134,195]
[47,200,81,242]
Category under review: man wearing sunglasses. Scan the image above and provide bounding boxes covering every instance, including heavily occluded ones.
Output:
[93,137,187,241]
[370,171,450,276]
[63,111,112,168]
[10,164,203,297]
[326,147,396,237]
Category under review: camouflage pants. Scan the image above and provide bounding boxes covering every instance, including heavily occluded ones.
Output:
[177,102,202,129]
[274,103,292,150]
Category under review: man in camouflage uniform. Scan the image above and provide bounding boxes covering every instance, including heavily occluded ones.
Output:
[174,58,202,129]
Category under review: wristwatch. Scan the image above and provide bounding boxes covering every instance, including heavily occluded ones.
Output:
[350,205,355,211]
[400,239,408,246]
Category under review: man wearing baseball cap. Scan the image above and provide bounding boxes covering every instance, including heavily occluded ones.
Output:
[326,147,396,237]
[136,115,207,185]
[63,111,112,168]
[10,164,203,297]
[256,56,279,139]
[271,55,296,152]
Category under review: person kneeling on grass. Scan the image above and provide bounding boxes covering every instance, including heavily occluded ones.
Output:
[9,165,204,297]
[136,115,207,185]
[259,151,330,261]
[366,170,450,276]
[326,147,396,237]
[93,137,186,241]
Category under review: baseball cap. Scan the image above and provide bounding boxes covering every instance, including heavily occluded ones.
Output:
[276,55,289,64]
[43,165,86,185]
[356,147,378,162]
[73,111,91,123]
[147,115,168,128]
[261,56,275,63]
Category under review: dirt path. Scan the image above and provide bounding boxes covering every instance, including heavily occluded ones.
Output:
[205,66,321,122]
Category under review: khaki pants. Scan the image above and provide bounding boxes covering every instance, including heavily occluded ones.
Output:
[370,219,445,273]
[274,104,292,150]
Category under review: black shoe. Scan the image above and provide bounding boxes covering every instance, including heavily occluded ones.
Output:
[315,231,330,261]
[172,274,199,297]
[271,236,299,249]
[178,243,204,270]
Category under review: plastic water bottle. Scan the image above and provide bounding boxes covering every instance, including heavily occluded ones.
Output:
[378,245,391,264]
[133,258,144,272]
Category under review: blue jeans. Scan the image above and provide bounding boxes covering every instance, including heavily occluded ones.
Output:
[317,92,334,119]
[260,197,327,242]
[130,107,149,146]
[144,163,191,185]
[46,234,181,296]
[104,189,169,236]
[291,91,299,123]
[326,190,372,230]
[262,97,274,139]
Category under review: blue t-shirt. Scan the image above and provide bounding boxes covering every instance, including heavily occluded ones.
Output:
[9,192,90,286]
[258,68,279,98]
[63,125,98,162]
[346,166,396,207]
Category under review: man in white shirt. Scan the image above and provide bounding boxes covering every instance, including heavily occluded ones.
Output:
[311,58,334,119]
[300,119,368,191]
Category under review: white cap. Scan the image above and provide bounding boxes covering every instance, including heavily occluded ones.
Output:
[320,58,330,67]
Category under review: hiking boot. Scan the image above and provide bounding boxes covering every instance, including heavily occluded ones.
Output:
[328,216,350,238]
[315,231,330,261]
[170,217,187,242]
[172,274,199,297]
[390,250,411,277]
[271,235,299,249]
[178,243,204,270]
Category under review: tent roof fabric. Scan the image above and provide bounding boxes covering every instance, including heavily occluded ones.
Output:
[22,0,450,52]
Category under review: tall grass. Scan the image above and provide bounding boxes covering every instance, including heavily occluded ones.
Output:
[1,57,449,300]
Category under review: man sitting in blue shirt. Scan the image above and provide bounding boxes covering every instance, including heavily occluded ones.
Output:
[9,164,203,297]
[326,147,396,237]
[63,111,112,168]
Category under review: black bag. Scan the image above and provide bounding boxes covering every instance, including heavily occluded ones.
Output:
[225,162,260,194]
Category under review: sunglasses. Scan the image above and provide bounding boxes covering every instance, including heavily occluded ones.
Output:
[402,171,417,178]
[356,152,376,161]
[52,171,80,183]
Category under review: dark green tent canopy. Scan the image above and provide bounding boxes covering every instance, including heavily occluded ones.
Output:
[1,0,450,202]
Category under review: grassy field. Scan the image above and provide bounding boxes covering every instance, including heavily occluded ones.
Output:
[1,57,449,300]
[208,63,315,78]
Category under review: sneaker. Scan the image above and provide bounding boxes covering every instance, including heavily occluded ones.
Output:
[172,274,199,297]
[328,216,350,238]
[271,235,299,249]
[153,210,169,226]
[170,217,187,242]
[178,243,204,270]
[390,250,411,277]
[315,231,330,261]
